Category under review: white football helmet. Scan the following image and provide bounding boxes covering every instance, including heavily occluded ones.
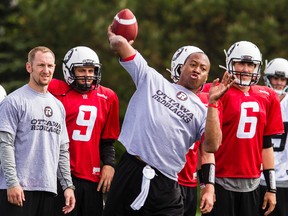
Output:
[225,41,262,86]
[62,46,101,91]
[0,85,7,103]
[168,45,204,83]
[263,58,288,95]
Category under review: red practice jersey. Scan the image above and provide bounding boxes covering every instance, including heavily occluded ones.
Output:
[48,79,120,182]
[178,92,210,187]
[178,141,200,187]
[215,85,283,178]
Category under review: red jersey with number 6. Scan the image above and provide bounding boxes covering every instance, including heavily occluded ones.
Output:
[215,85,283,178]
[48,79,120,182]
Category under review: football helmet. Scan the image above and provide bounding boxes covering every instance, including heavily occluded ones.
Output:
[168,45,204,83]
[0,85,7,103]
[263,58,288,95]
[225,41,262,86]
[62,46,101,91]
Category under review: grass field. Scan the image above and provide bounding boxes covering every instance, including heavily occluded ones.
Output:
[196,185,203,216]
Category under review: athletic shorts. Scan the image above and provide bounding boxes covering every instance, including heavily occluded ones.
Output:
[179,185,197,216]
[54,175,103,216]
[0,189,54,216]
[202,183,260,216]
[102,151,184,216]
[259,185,288,216]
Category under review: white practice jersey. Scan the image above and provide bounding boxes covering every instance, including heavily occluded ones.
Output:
[261,94,288,187]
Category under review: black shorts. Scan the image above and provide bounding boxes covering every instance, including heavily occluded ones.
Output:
[179,185,197,216]
[203,183,260,216]
[103,151,183,216]
[54,175,103,216]
[260,185,288,216]
[0,189,54,216]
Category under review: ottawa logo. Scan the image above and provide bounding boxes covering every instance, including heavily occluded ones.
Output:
[44,106,53,117]
[176,91,188,101]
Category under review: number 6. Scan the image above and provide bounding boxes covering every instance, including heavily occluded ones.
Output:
[236,102,259,139]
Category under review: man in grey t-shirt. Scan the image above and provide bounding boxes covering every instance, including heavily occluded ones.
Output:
[103,25,234,216]
[0,46,75,216]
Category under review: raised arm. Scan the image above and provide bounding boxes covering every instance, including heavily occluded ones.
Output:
[204,71,234,153]
[107,25,136,59]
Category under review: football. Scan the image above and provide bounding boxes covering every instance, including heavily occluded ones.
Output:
[111,8,138,41]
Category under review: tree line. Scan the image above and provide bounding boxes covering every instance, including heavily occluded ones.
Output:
[1,0,287,159]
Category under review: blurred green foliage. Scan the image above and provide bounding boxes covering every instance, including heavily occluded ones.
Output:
[1,1,287,213]
[1,0,287,162]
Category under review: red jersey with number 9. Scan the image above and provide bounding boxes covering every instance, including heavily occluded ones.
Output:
[48,79,120,182]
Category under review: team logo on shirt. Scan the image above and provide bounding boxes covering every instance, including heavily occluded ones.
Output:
[44,106,53,117]
[29,106,61,134]
[152,90,194,123]
[176,91,188,101]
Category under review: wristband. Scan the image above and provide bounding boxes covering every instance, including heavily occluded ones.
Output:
[207,103,219,108]
[201,163,215,185]
[197,169,204,184]
[263,169,276,193]
[197,169,206,189]
[121,53,136,62]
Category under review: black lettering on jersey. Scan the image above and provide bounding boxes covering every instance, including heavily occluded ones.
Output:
[152,91,194,123]
[30,119,61,135]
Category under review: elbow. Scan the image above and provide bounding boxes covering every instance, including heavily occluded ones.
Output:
[204,134,222,153]
[204,144,219,153]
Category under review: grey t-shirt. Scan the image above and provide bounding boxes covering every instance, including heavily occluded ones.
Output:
[0,84,71,194]
[119,52,207,181]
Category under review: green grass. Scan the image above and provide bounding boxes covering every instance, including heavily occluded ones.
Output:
[196,185,202,216]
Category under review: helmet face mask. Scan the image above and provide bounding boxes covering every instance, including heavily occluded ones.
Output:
[225,41,262,86]
[168,46,204,83]
[62,46,101,91]
[263,58,288,95]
